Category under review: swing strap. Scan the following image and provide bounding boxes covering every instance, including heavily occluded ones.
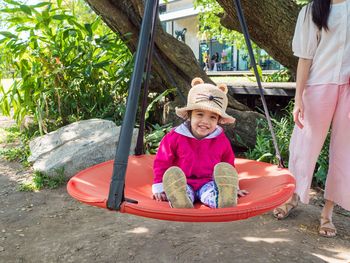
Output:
[134,0,159,156]
[134,4,186,156]
[107,0,159,210]
[233,0,285,168]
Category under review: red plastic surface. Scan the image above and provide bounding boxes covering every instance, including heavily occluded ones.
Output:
[67,155,295,222]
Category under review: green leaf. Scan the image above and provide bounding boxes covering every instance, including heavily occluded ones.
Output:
[91,18,100,32]
[3,0,21,6]
[7,16,27,24]
[93,60,111,68]
[67,18,85,31]
[20,5,32,15]
[52,14,69,20]
[145,88,176,120]
[84,23,92,36]
[0,7,21,13]
[31,2,51,8]
[257,152,273,162]
[0,31,17,39]
[15,26,32,32]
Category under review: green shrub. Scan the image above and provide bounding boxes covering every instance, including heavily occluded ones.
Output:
[246,101,330,187]
[247,66,293,83]
[264,69,293,82]
[0,0,132,133]
[145,123,173,154]
[245,101,294,164]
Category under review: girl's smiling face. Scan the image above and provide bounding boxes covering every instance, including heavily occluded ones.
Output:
[190,109,219,139]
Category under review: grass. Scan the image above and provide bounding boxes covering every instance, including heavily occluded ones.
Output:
[0,126,21,143]
[0,125,67,192]
[0,126,31,166]
[19,170,67,192]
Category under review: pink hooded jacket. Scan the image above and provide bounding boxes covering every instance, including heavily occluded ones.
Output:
[153,123,235,193]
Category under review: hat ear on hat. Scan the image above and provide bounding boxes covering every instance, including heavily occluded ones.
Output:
[191,77,204,87]
[217,83,228,94]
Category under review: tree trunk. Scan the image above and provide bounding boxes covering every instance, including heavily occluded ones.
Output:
[218,0,300,73]
[83,0,299,148]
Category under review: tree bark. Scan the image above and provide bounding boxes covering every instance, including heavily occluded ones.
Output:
[218,0,300,73]
[83,0,300,148]
[84,0,251,106]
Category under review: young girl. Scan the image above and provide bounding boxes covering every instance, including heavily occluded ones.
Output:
[152,77,247,208]
[273,0,350,237]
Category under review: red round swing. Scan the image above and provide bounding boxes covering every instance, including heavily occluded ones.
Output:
[67,0,296,222]
[67,155,295,222]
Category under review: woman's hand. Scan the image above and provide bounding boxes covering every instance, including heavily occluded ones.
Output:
[293,98,304,129]
[153,192,167,201]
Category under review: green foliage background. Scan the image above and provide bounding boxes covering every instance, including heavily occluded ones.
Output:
[0,0,133,134]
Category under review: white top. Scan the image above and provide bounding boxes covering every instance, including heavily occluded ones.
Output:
[292,1,350,85]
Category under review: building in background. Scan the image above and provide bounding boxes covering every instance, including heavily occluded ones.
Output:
[159,0,282,72]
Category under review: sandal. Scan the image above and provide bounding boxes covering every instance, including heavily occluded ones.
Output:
[273,201,298,220]
[163,166,193,209]
[214,162,239,208]
[319,217,337,238]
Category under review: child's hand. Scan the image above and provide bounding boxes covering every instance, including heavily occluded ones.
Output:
[153,192,168,201]
[238,189,249,197]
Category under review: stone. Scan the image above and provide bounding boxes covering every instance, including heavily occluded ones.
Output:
[28,119,139,178]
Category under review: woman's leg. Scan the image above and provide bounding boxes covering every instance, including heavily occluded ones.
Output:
[319,200,336,237]
[320,84,350,236]
[324,84,350,211]
[289,84,338,203]
[274,84,337,219]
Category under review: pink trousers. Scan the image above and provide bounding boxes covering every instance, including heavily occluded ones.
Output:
[289,83,350,211]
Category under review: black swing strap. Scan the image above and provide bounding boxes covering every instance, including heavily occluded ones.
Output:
[233,0,285,168]
[107,0,158,210]
[135,16,187,155]
[134,0,160,156]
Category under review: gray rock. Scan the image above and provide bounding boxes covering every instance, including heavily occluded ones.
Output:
[28,119,138,178]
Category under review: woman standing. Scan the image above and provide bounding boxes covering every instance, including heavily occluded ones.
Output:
[273,0,350,237]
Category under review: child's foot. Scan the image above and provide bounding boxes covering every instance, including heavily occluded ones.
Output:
[213,162,238,208]
[163,166,193,209]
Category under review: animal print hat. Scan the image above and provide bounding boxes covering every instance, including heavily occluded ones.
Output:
[175,77,235,124]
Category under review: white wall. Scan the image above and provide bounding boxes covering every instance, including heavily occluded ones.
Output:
[162,1,200,59]
[167,0,194,11]
[172,16,199,59]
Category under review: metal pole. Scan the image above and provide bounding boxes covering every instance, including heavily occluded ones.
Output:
[107,0,158,210]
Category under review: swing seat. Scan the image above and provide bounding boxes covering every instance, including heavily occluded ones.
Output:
[67,155,295,222]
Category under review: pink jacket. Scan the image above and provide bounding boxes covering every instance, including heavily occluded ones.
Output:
[153,124,235,192]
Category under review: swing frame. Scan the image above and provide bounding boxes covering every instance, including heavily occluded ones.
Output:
[106,0,286,211]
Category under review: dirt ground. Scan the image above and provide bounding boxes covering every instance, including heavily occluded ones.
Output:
[1,117,350,263]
